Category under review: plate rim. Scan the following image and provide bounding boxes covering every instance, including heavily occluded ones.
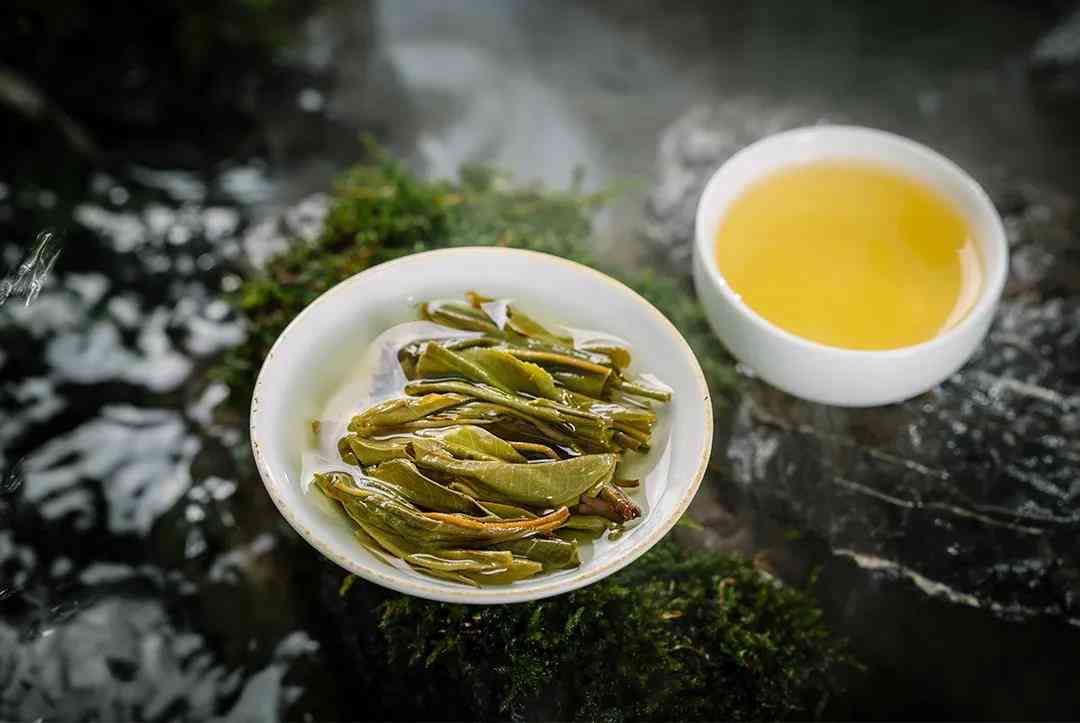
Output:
[250,246,713,604]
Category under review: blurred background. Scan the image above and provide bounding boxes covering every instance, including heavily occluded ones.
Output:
[2,1,1079,720]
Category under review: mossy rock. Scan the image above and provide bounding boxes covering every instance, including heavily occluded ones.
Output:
[219,149,852,720]
[320,540,848,721]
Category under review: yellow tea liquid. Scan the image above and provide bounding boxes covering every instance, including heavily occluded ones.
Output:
[714,160,982,350]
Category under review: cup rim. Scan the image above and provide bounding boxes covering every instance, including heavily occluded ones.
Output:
[693,124,1008,358]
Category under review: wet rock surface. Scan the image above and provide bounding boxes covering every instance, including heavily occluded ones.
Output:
[0,168,339,720]
[4,1,1080,720]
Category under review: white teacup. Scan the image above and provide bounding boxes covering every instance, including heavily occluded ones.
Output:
[693,125,1008,407]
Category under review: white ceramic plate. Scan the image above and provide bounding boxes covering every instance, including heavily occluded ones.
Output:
[250,247,712,604]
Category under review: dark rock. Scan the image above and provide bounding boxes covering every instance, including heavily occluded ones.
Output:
[0,1,378,170]
[0,67,98,158]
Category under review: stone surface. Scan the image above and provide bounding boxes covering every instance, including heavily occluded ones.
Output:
[5,1,1080,719]
[649,104,1080,627]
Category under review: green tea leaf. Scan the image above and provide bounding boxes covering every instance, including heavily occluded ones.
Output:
[367,458,487,515]
[412,450,617,507]
[459,347,561,400]
[418,424,527,463]
[341,434,411,465]
[349,394,469,434]
[493,537,581,570]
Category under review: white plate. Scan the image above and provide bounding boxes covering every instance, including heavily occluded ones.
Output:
[250,247,712,604]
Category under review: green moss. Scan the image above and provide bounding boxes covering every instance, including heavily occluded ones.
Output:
[219,152,852,719]
[333,539,850,721]
[217,152,735,411]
